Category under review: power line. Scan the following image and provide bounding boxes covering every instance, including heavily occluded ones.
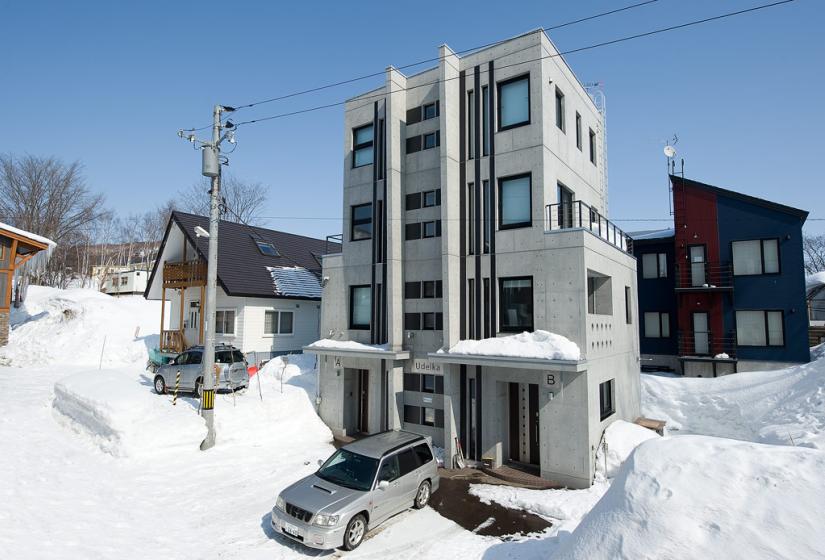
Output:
[230,0,797,128]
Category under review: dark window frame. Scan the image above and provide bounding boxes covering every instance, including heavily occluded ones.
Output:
[349,284,371,330]
[642,252,668,279]
[499,275,534,333]
[588,128,597,165]
[422,102,438,120]
[624,286,632,324]
[498,172,532,230]
[497,73,531,132]
[599,379,615,421]
[575,112,582,150]
[555,87,565,132]
[352,123,374,168]
[735,309,785,347]
[255,241,279,256]
[643,311,671,339]
[423,131,438,150]
[731,238,782,276]
[350,202,373,241]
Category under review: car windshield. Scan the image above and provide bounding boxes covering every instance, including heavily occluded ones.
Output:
[316,449,378,492]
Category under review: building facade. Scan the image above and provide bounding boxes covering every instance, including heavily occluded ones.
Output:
[632,175,810,376]
[307,30,640,489]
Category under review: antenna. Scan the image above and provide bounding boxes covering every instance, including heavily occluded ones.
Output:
[663,134,679,216]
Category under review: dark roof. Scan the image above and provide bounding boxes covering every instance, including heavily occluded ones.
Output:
[146,211,339,300]
[670,175,809,220]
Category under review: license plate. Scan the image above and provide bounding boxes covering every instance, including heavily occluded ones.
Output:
[282,522,301,538]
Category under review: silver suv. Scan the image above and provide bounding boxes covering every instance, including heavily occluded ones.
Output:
[152,345,248,396]
[271,431,439,551]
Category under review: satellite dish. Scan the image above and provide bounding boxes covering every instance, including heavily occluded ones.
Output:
[664,145,677,158]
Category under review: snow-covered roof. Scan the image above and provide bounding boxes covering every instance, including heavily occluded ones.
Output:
[806,271,825,293]
[438,330,581,361]
[306,339,389,352]
[267,266,322,298]
[0,222,56,248]
[629,228,675,241]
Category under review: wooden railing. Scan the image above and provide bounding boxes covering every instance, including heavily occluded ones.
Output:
[163,260,206,289]
[161,330,186,353]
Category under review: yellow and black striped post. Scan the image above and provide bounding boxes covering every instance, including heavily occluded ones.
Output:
[201,389,215,411]
[172,370,181,406]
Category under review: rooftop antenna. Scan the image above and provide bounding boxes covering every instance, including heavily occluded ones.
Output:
[663,134,678,216]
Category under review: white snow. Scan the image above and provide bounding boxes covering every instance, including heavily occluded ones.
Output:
[594,420,659,478]
[629,227,675,241]
[0,221,56,248]
[266,266,322,298]
[806,271,825,291]
[440,330,581,361]
[554,436,825,560]
[306,338,390,352]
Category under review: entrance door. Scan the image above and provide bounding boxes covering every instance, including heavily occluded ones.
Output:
[689,245,707,287]
[693,312,709,355]
[508,383,541,466]
[357,369,369,434]
[185,300,200,345]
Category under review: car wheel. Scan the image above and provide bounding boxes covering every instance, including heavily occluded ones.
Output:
[194,377,203,398]
[154,375,166,395]
[342,513,367,551]
[414,480,431,509]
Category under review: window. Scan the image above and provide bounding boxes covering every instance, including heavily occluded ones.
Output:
[377,454,400,483]
[215,310,235,335]
[423,102,438,120]
[642,253,668,279]
[405,282,422,299]
[644,312,670,338]
[406,192,422,211]
[468,182,475,254]
[413,443,433,465]
[498,75,529,130]
[482,85,490,155]
[422,407,436,426]
[404,405,420,424]
[353,124,374,167]
[349,285,371,330]
[589,128,597,165]
[422,312,436,330]
[256,241,279,256]
[575,112,582,150]
[422,280,440,298]
[587,271,612,315]
[264,310,293,335]
[625,286,632,324]
[732,239,780,275]
[405,222,421,240]
[423,221,437,238]
[599,379,615,421]
[736,310,784,346]
[406,135,422,154]
[404,313,421,330]
[422,189,440,207]
[423,131,439,150]
[398,448,419,476]
[499,174,531,229]
[351,203,372,241]
[482,180,491,253]
[467,90,475,159]
[422,374,435,393]
[557,183,574,229]
[500,277,533,332]
[555,87,565,132]
[404,373,421,391]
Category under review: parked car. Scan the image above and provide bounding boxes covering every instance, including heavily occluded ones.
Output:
[270,431,439,551]
[153,344,248,396]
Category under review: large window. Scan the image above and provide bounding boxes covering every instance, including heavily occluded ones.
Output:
[736,310,784,346]
[498,75,530,130]
[599,379,615,421]
[499,173,531,229]
[353,124,374,167]
[644,312,670,338]
[264,310,294,335]
[499,276,533,332]
[642,253,668,279]
[732,239,779,275]
[349,285,371,330]
[351,203,372,241]
[555,87,565,132]
[215,310,235,335]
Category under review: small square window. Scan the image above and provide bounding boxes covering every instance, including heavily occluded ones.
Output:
[404,405,421,424]
[422,281,436,298]
[405,282,422,299]
[256,241,279,256]
[423,102,437,120]
[423,190,437,207]
[422,221,437,238]
[404,312,421,330]
[422,312,436,330]
[422,374,435,393]
[422,407,436,426]
[423,132,438,150]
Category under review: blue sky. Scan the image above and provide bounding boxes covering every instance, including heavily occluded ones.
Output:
[2,0,823,236]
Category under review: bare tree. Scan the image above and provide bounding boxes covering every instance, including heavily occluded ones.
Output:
[803,233,825,274]
[178,174,268,224]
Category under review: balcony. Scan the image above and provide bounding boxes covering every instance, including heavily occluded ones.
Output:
[677,331,737,359]
[674,261,733,292]
[325,234,343,255]
[545,201,632,254]
[160,329,187,354]
[162,260,206,289]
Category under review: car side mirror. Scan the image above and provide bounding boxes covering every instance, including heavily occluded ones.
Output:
[377,480,389,491]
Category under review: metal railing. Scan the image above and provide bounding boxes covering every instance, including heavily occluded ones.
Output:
[545,201,632,254]
[161,329,187,353]
[674,261,733,290]
[162,260,207,288]
[325,234,343,255]
[677,331,737,358]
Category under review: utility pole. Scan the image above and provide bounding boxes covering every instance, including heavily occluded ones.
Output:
[178,104,237,451]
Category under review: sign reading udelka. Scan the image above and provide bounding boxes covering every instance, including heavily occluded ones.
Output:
[411,359,442,374]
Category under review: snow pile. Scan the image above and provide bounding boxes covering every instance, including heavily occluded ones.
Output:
[53,369,206,457]
[554,436,825,559]
[307,338,390,352]
[594,420,660,478]
[1,286,161,367]
[470,481,609,525]
[642,353,825,449]
[441,330,581,361]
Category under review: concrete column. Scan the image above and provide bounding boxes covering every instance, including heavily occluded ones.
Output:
[384,66,408,351]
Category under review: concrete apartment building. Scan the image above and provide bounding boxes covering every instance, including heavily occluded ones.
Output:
[306,30,640,488]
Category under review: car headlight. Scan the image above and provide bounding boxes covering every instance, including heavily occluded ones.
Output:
[313,513,340,527]
[275,495,286,511]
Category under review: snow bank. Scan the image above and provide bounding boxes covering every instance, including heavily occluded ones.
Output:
[440,330,581,361]
[470,481,609,525]
[642,352,825,449]
[554,436,825,559]
[1,286,161,367]
[594,420,660,478]
[53,369,206,457]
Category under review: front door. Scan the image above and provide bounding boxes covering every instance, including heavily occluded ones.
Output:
[508,383,541,466]
[185,300,201,345]
[689,245,707,287]
[693,312,709,355]
[357,369,369,434]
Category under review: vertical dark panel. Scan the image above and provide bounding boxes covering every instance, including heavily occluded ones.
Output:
[381,359,387,431]
[488,61,497,336]
[508,382,519,461]
[370,102,379,343]
[459,71,467,340]
[473,66,482,340]
[459,365,467,455]
[529,383,539,465]
[381,113,388,344]
[475,365,482,460]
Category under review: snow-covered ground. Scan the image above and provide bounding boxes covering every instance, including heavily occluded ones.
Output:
[3,286,825,558]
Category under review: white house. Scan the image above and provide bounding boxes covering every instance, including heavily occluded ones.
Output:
[144,211,338,364]
[102,269,148,296]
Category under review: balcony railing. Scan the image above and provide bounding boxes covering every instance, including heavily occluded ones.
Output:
[161,329,186,354]
[677,331,737,359]
[545,201,632,254]
[162,260,207,289]
[325,234,343,255]
[674,261,733,290]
